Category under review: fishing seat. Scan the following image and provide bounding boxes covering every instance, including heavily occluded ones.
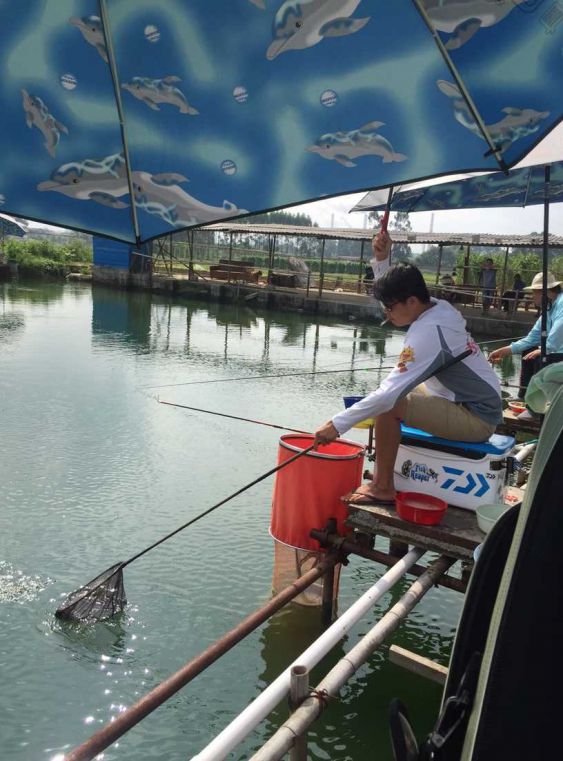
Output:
[395,426,515,511]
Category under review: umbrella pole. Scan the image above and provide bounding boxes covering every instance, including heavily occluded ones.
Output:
[381,186,393,233]
[98,0,142,246]
[541,164,550,365]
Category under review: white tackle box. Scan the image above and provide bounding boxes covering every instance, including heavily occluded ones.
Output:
[394,425,516,512]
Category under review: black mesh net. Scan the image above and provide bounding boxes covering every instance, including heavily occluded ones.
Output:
[55,563,126,623]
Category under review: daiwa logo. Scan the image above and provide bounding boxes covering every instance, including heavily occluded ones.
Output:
[441,467,490,497]
[401,460,439,484]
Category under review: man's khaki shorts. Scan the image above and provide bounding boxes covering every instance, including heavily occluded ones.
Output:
[403,386,495,442]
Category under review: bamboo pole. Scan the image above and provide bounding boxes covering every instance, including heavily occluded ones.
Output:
[289,666,309,761]
[249,556,455,761]
[192,548,425,761]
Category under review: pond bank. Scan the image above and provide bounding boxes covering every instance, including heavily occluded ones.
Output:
[148,273,533,339]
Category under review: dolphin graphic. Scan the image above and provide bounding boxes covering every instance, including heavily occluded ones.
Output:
[307,120,407,167]
[130,172,248,226]
[438,80,550,152]
[37,154,129,208]
[267,0,370,60]
[37,155,248,225]
[121,77,199,115]
[422,0,526,50]
[69,16,108,63]
[533,183,563,199]
[475,187,523,202]
[22,90,68,158]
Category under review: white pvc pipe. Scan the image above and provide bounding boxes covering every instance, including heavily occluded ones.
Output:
[250,556,454,761]
[191,547,424,761]
[514,442,537,463]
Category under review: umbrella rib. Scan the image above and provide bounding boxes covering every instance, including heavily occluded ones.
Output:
[411,0,508,174]
[98,0,142,246]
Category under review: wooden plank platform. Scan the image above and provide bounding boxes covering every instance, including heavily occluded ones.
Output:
[389,645,448,686]
[497,409,541,437]
[345,486,523,562]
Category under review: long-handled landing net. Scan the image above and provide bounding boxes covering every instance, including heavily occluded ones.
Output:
[56,443,316,624]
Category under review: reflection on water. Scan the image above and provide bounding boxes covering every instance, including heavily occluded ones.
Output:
[0,281,523,761]
[92,285,152,350]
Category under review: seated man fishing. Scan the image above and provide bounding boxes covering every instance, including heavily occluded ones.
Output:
[314,262,503,505]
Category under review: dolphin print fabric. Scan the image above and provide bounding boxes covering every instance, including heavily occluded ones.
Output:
[352,161,563,213]
[0,0,560,243]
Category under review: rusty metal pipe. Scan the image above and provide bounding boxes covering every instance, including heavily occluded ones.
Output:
[310,530,467,593]
[64,554,341,761]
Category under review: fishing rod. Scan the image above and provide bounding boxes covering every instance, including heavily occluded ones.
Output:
[160,349,474,435]
[56,442,317,624]
[159,400,311,434]
[141,332,522,391]
[141,364,397,390]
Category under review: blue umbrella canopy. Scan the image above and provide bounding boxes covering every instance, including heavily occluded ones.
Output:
[351,161,563,213]
[0,0,560,244]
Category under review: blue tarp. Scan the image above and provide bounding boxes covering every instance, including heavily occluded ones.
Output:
[0,1,560,243]
[92,237,131,269]
[351,161,563,213]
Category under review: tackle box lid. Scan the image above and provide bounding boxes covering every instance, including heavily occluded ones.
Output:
[400,425,515,456]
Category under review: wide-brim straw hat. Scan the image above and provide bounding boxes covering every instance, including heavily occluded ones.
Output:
[523,271,562,291]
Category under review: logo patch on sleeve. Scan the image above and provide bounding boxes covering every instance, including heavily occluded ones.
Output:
[397,346,415,373]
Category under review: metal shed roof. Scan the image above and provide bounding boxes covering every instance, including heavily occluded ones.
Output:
[205,223,563,249]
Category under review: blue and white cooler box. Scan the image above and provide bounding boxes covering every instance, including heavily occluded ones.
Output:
[395,426,516,512]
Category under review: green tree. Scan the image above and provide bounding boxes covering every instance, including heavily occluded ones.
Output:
[240,210,318,227]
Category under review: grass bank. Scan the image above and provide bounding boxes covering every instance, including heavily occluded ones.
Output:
[2,239,92,278]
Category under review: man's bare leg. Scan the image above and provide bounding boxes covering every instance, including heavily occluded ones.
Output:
[349,398,407,503]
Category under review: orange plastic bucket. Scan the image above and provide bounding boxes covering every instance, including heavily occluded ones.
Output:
[270,434,364,551]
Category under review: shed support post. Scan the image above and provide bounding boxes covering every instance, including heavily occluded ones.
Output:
[318,238,326,299]
[436,243,443,285]
[357,239,366,294]
[228,232,233,283]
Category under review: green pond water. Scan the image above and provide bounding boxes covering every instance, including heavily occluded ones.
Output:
[0,281,521,761]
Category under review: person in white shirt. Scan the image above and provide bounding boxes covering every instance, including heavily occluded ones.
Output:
[314,262,502,505]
